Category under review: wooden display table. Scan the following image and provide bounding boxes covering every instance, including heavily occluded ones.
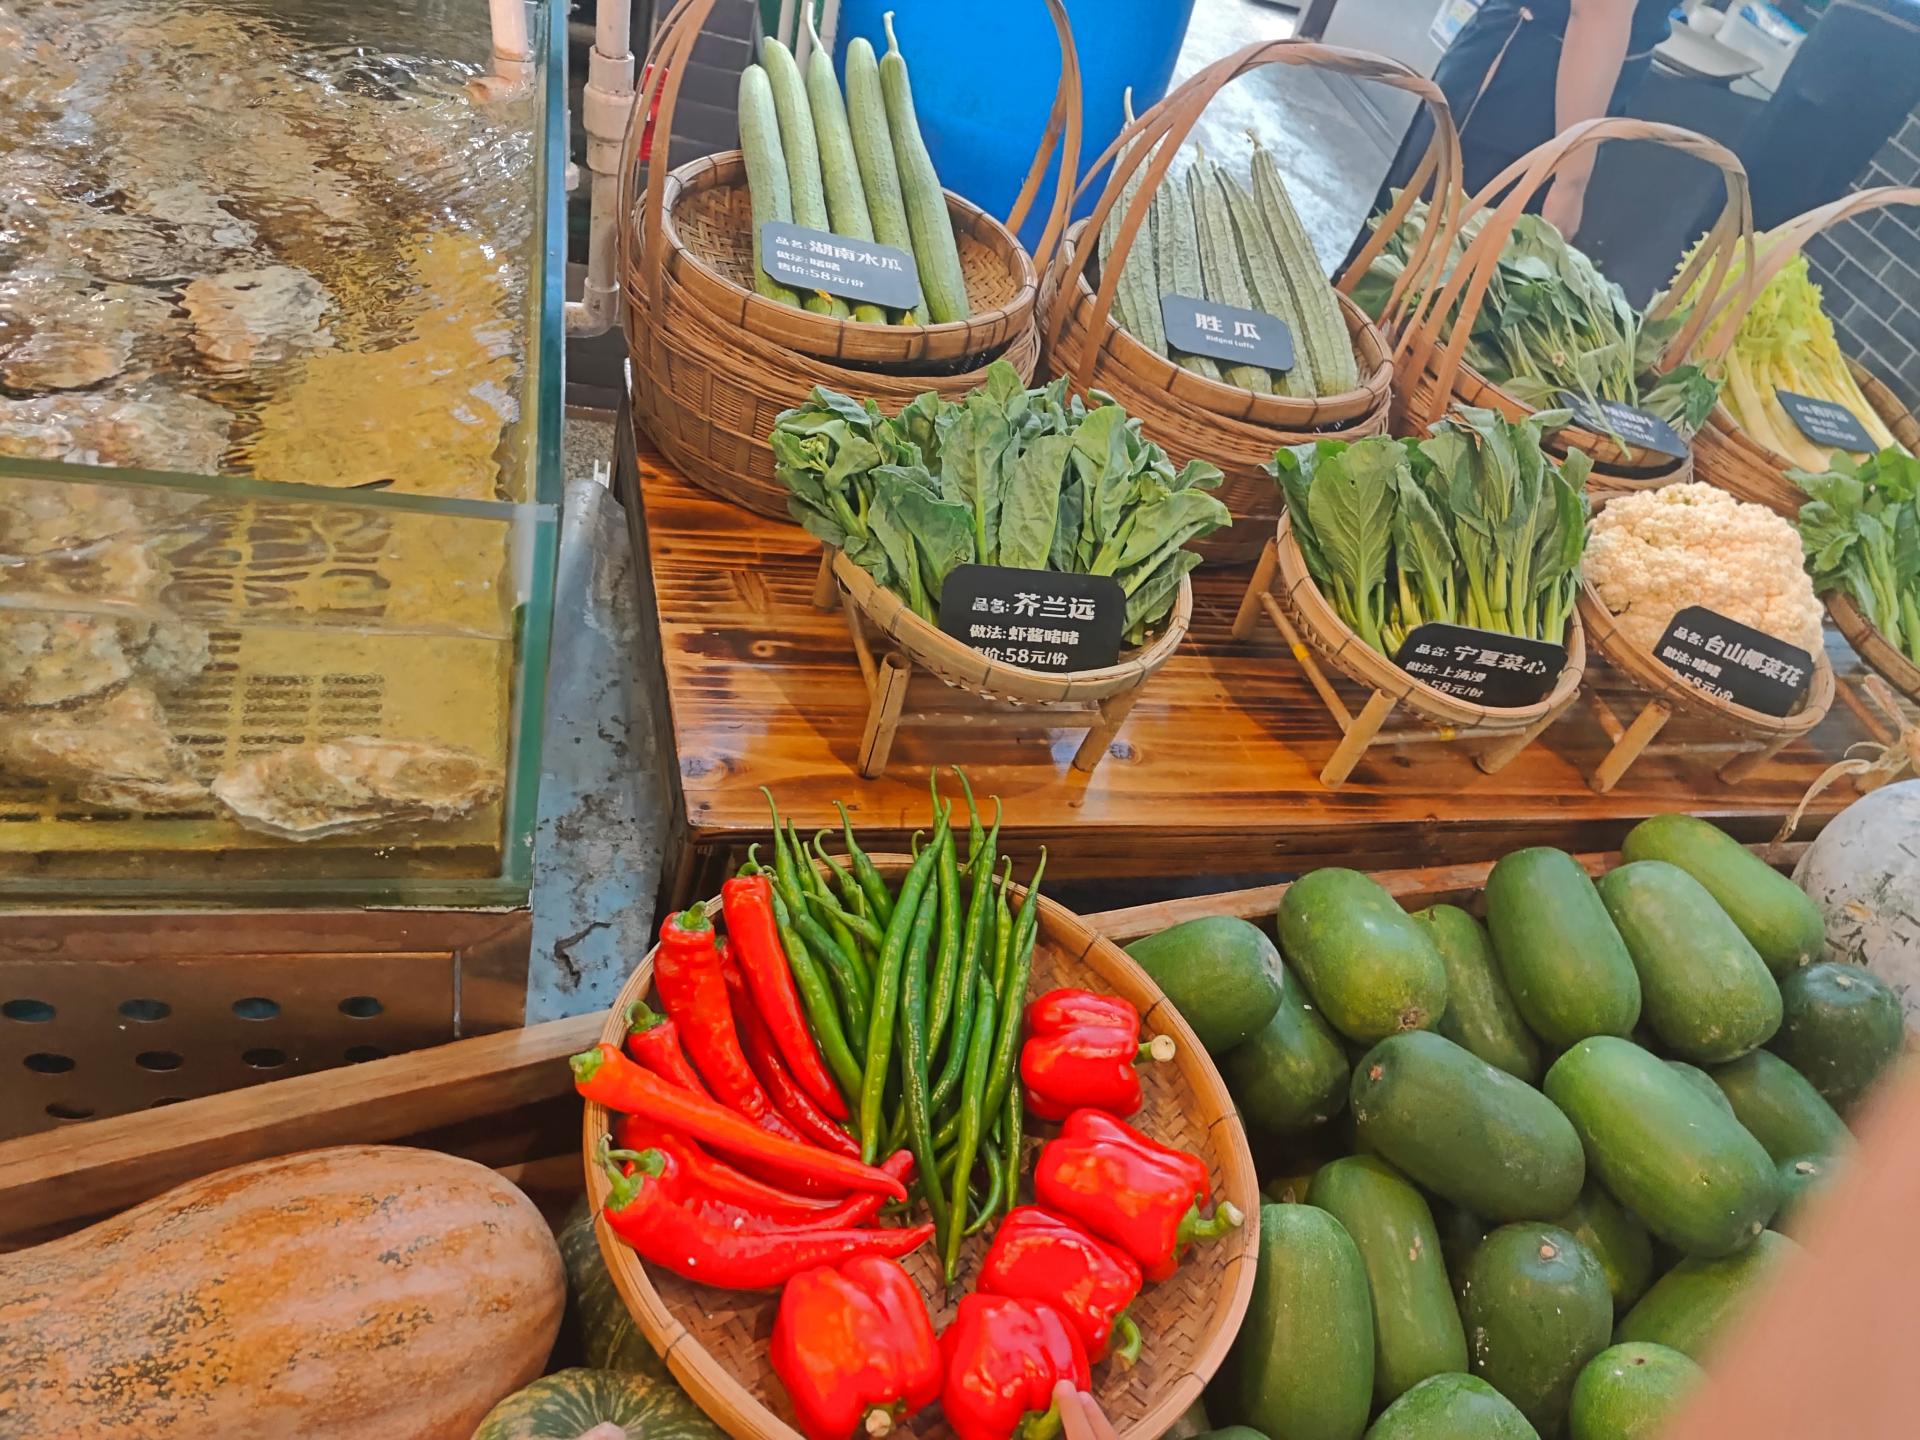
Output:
[619,434,1898,907]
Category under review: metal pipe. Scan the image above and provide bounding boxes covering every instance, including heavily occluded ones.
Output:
[565,0,637,337]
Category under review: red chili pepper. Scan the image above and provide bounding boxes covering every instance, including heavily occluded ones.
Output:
[771,1256,942,1440]
[571,1044,907,1200]
[978,1206,1145,1366]
[612,1115,850,1219]
[1018,989,1175,1122]
[724,872,849,1120]
[1032,1109,1242,1282]
[624,998,714,1100]
[607,1141,914,1234]
[722,944,861,1158]
[940,1293,1089,1440]
[596,1145,933,1291]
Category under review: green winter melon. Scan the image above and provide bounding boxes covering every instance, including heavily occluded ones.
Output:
[1568,1343,1704,1440]
[472,1368,726,1440]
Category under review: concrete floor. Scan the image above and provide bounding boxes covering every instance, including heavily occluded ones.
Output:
[1173,0,1391,271]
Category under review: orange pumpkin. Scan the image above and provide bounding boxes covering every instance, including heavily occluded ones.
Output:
[0,1144,565,1438]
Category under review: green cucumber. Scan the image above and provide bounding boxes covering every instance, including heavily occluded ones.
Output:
[1772,1154,1832,1231]
[1125,916,1283,1056]
[1223,959,1349,1136]
[759,37,847,317]
[1365,1374,1540,1440]
[1189,161,1271,394]
[1308,1157,1468,1408]
[1486,847,1642,1049]
[1666,1060,1737,1118]
[1413,905,1540,1083]
[1460,1223,1613,1436]
[1157,159,1222,383]
[1614,1231,1798,1359]
[1279,868,1448,1043]
[1598,860,1782,1063]
[736,66,802,308]
[1351,1031,1585,1223]
[801,10,886,324]
[1709,1049,1850,1162]
[843,36,925,324]
[878,14,968,323]
[1620,814,1825,974]
[1769,960,1904,1112]
[1231,1203,1374,1440]
[1568,1342,1704,1440]
[1555,1184,1655,1313]
[1545,1037,1778,1258]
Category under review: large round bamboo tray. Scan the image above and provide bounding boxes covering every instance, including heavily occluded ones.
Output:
[1827,590,1920,702]
[581,864,1260,1440]
[1041,39,1462,562]
[1690,187,1920,516]
[1392,116,1754,483]
[1273,509,1586,733]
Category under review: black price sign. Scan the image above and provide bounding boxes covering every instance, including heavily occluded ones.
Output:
[1555,392,1689,459]
[1393,623,1567,707]
[1654,606,1813,716]
[760,222,923,310]
[1161,293,1294,372]
[1776,389,1876,454]
[937,566,1125,673]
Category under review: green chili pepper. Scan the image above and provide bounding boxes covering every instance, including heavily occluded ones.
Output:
[836,800,894,928]
[954,767,986,876]
[945,966,999,1282]
[967,1121,1006,1235]
[773,860,872,1049]
[806,880,886,952]
[934,858,1015,1151]
[999,1059,1023,1222]
[769,887,864,1113]
[992,855,1016,998]
[982,850,1046,1125]
[924,782,965,1061]
[897,879,949,1245]
[788,818,870,994]
[813,830,865,916]
[858,803,947,1160]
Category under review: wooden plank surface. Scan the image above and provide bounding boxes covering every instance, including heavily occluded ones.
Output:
[633,441,1886,891]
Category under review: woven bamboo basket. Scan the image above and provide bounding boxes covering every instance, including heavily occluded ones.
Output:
[1230,512,1586,787]
[1575,537,1836,793]
[1690,186,1920,517]
[1040,39,1463,562]
[619,0,1079,520]
[813,548,1192,777]
[581,861,1260,1440]
[1826,590,1920,703]
[1393,116,1754,488]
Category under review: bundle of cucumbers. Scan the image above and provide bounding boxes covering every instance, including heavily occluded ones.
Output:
[1125,813,1903,1440]
[738,11,968,325]
[1096,126,1358,401]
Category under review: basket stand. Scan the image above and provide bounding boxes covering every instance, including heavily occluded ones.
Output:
[1230,537,1583,789]
[812,553,1154,777]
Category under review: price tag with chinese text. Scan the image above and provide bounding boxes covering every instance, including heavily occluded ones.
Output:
[1653,606,1813,717]
[1776,390,1876,454]
[1555,392,1689,459]
[760,222,923,310]
[937,566,1125,673]
[1160,293,1294,371]
[1392,623,1567,707]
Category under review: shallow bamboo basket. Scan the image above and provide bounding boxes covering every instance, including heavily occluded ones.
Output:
[1041,39,1463,562]
[814,547,1192,776]
[1392,116,1754,486]
[1826,590,1920,703]
[1690,187,1920,516]
[581,862,1259,1440]
[618,0,1080,521]
[1230,512,1585,787]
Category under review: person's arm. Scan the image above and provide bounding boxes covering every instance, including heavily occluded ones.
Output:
[1543,0,1636,237]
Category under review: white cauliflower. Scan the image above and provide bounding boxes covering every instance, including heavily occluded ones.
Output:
[1584,482,1825,656]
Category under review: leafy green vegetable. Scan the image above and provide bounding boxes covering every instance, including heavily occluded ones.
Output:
[1269,406,1592,659]
[1795,447,1920,665]
[773,359,1230,645]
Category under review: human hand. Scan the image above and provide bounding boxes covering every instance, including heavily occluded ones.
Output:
[1054,1381,1119,1440]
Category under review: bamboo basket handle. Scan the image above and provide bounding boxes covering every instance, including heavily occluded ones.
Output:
[1044,39,1462,393]
[1694,185,1920,362]
[1003,0,1084,273]
[1398,116,1753,425]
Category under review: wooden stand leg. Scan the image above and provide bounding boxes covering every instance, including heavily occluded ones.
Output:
[1719,734,1794,785]
[1321,691,1397,789]
[1476,691,1578,775]
[812,550,839,611]
[1072,686,1143,772]
[1590,700,1672,794]
[1230,540,1279,641]
[857,652,912,779]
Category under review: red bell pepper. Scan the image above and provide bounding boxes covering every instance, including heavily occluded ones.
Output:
[607,1133,914,1232]
[978,1206,1145,1366]
[940,1293,1089,1440]
[596,1144,933,1290]
[1032,1109,1242,1282]
[771,1256,942,1440]
[1019,989,1175,1122]
[724,870,849,1120]
[722,944,861,1158]
[571,1044,907,1199]
[624,998,714,1100]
